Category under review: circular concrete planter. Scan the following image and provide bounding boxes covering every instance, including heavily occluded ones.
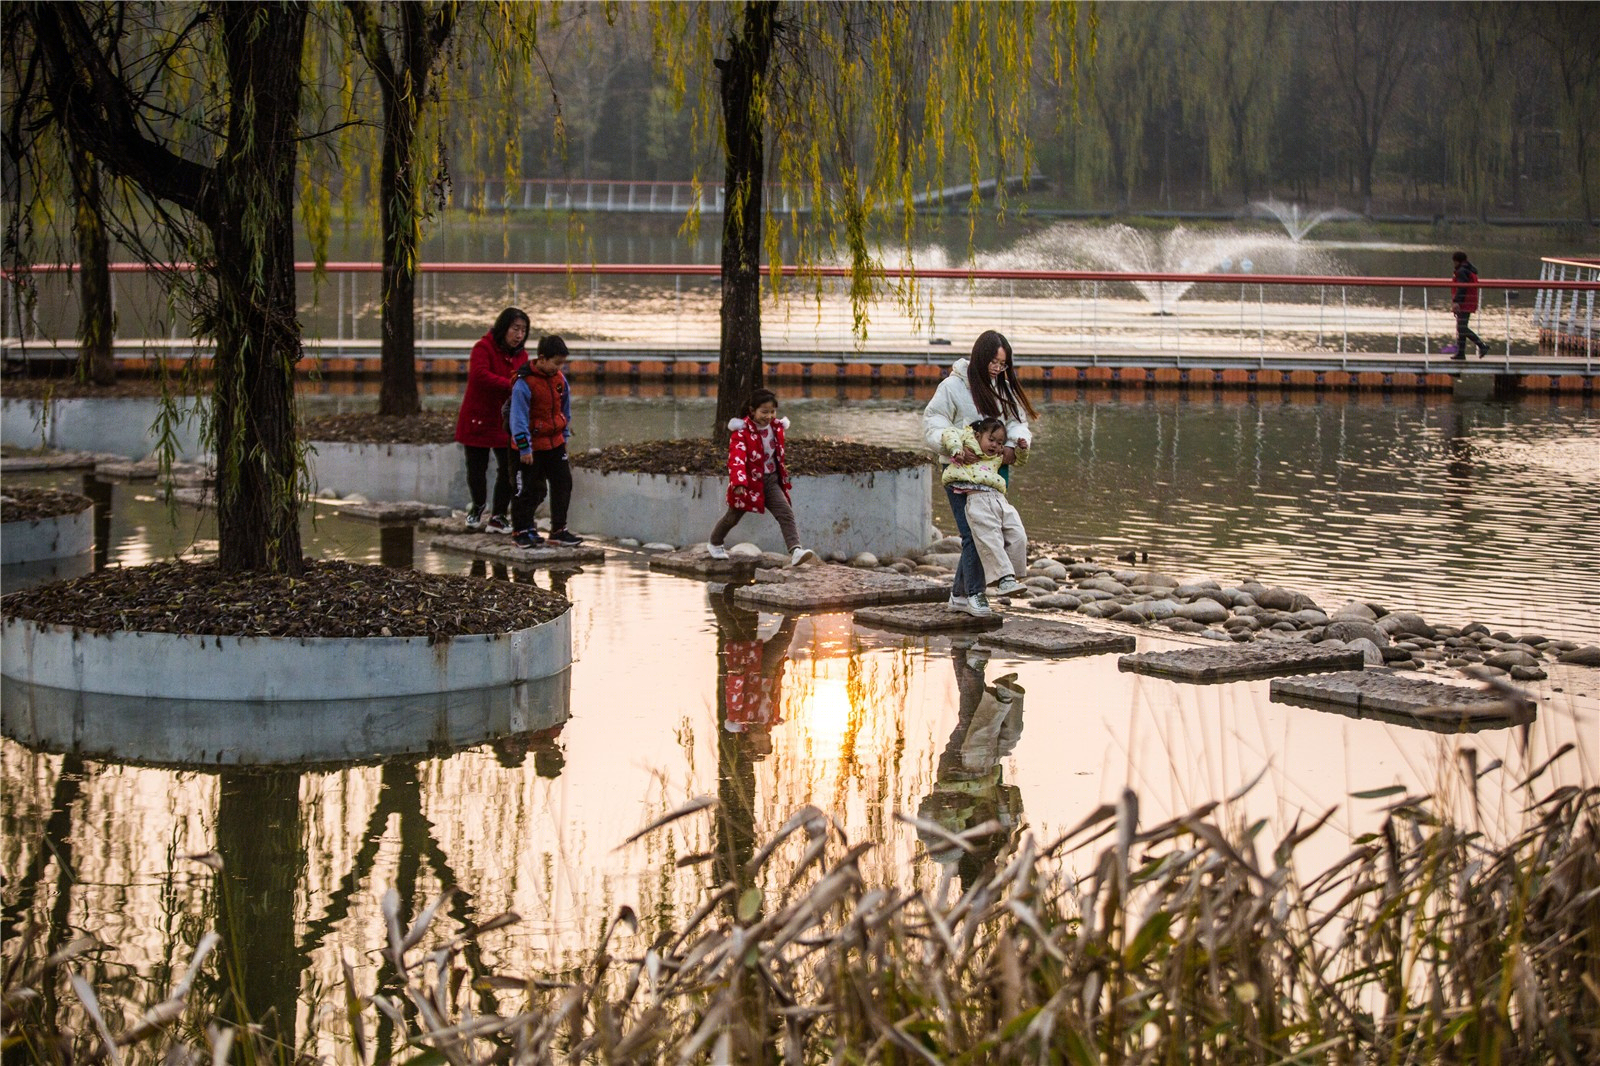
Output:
[307,440,463,507]
[567,464,934,558]
[1,505,94,564]
[0,609,570,701]
[0,668,571,767]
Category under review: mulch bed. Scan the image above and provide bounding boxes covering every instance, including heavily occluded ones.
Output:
[1,560,568,640]
[1,486,93,523]
[302,411,458,445]
[576,438,929,476]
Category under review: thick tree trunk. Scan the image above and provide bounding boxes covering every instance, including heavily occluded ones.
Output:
[68,145,115,386]
[377,89,422,416]
[713,1,776,448]
[210,4,307,574]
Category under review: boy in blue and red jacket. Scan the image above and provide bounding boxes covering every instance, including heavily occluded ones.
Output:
[508,334,581,547]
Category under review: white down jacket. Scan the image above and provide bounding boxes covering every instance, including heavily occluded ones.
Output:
[921,357,1033,463]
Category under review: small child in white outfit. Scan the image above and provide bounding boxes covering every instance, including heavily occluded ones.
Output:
[939,417,1028,597]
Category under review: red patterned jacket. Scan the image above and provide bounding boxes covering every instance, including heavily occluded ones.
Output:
[725,416,791,513]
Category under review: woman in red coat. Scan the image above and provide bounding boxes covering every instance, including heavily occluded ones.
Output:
[454,307,529,531]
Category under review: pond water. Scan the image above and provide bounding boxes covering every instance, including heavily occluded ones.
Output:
[2,386,1596,1035]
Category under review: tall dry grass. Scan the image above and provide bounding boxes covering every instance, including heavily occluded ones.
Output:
[6,764,1597,1065]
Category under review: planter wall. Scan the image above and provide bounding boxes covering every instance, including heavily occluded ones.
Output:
[1,505,94,564]
[1,397,207,461]
[0,669,571,767]
[568,464,935,558]
[1,609,571,701]
[308,440,463,506]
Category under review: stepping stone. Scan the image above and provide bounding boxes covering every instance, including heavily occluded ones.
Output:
[1118,642,1364,682]
[332,500,454,522]
[651,546,787,578]
[981,616,1136,657]
[430,533,606,567]
[853,602,1003,633]
[1271,670,1535,731]
[0,450,117,472]
[733,563,947,613]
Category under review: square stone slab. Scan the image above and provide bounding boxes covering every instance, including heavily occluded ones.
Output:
[651,546,788,579]
[981,617,1136,657]
[430,533,606,567]
[1271,670,1535,731]
[853,602,1004,633]
[0,450,118,472]
[1118,642,1365,682]
[334,500,454,522]
[733,563,948,613]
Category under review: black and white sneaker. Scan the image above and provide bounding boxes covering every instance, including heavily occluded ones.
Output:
[464,507,485,531]
[547,528,584,546]
[484,514,513,534]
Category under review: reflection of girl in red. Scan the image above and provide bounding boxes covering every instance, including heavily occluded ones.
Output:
[710,587,798,758]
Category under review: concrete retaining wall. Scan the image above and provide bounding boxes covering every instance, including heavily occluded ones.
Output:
[568,464,934,558]
[0,506,94,564]
[1,609,571,701]
[1,397,207,460]
[0,669,571,767]
[307,440,464,506]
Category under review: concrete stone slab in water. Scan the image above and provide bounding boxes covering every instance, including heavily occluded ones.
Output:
[853,602,1003,633]
[651,546,787,579]
[1271,670,1535,731]
[981,617,1136,657]
[1119,642,1364,681]
[334,500,454,522]
[734,563,947,613]
[430,534,606,567]
[0,450,116,472]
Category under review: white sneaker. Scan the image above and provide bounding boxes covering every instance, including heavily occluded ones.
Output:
[992,575,1025,595]
[956,592,993,617]
[947,593,969,612]
[707,543,729,560]
[789,546,817,567]
[464,507,484,531]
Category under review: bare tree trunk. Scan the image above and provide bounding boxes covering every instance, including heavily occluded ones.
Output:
[378,84,421,416]
[68,143,115,386]
[210,3,307,574]
[713,1,776,448]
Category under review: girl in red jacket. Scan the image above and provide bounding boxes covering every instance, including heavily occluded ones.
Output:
[706,388,817,567]
[453,307,529,532]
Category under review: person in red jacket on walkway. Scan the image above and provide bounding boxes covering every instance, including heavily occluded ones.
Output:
[1449,251,1488,360]
[453,307,529,532]
[508,334,582,548]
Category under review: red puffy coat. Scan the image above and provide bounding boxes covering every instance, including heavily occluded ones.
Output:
[454,331,526,448]
[726,416,791,513]
[1452,261,1480,314]
[724,640,786,731]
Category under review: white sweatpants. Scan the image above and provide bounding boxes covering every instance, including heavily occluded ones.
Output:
[962,490,1027,586]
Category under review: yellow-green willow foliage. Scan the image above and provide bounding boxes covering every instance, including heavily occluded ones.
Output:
[649,2,1090,341]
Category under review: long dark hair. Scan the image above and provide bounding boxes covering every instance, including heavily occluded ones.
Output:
[967,330,1037,421]
[490,307,530,352]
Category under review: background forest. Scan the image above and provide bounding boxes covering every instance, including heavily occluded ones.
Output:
[434,1,1598,224]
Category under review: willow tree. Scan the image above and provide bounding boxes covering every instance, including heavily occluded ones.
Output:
[650,2,1088,444]
[21,0,309,574]
[1321,1,1423,216]
[1184,2,1282,204]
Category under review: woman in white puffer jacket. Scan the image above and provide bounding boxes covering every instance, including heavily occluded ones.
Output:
[922,330,1037,617]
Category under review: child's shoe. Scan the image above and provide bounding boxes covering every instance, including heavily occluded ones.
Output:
[547,528,584,546]
[707,542,730,560]
[464,507,485,531]
[485,514,513,534]
[992,575,1025,596]
[513,529,546,549]
[789,546,818,568]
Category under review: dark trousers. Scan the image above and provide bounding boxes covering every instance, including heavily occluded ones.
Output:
[511,443,573,533]
[710,472,800,551]
[944,482,984,597]
[463,445,515,517]
[1455,311,1485,353]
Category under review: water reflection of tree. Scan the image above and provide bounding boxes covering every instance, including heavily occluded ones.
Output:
[1,753,87,1023]
[918,645,1026,893]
